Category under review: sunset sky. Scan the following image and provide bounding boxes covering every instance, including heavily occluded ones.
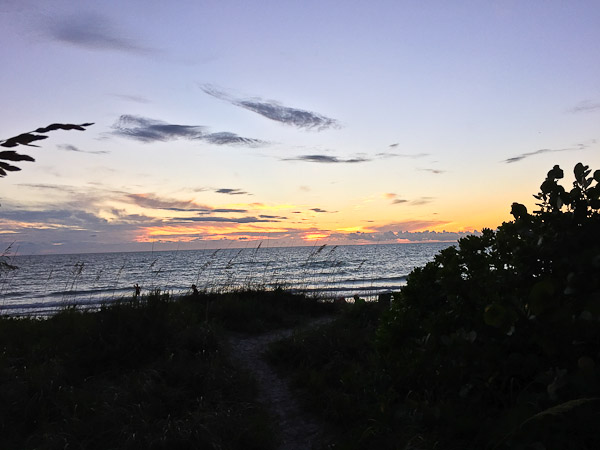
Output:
[1,0,599,254]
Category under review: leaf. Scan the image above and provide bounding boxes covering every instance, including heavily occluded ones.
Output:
[520,397,600,428]
[529,279,556,315]
[0,133,48,148]
[33,122,94,133]
[484,303,507,328]
[547,165,564,180]
[574,162,587,180]
[492,397,600,450]
[0,151,35,162]
[511,203,528,220]
[0,162,21,172]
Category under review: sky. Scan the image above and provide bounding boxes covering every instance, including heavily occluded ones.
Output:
[1,0,599,254]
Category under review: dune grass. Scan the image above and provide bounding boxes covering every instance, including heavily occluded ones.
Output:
[0,288,334,450]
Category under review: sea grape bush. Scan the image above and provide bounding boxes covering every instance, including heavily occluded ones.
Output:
[377,163,600,448]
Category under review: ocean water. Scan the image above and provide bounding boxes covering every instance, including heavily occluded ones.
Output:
[0,242,454,315]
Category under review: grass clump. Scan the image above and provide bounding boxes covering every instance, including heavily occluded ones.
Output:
[197,287,336,333]
[1,288,331,449]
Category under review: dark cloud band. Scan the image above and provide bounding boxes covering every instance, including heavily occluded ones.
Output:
[284,154,370,164]
[201,85,339,131]
[503,141,594,163]
[112,115,266,147]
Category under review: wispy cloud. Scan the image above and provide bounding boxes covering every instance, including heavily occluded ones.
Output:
[203,132,265,146]
[126,193,209,212]
[411,197,435,205]
[344,229,477,242]
[259,214,288,220]
[310,208,328,213]
[503,141,595,163]
[111,115,267,147]
[200,85,340,131]
[215,188,250,196]
[47,13,157,55]
[386,193,435,206]
[212,208,249,213]
[283,154,371,164]
[568,100,600,113]
[57,144,109,155]
[376,152,429,159]
[111,93,151,104]
[418,168,445,174]
[178,216,279,223]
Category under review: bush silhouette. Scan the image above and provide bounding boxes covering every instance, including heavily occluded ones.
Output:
[377,162,600,448]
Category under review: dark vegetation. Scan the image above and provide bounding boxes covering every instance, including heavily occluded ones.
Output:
[0,123,93,177]
[1,162,599,449]
[268,163,600,449]
[0,289,333,449]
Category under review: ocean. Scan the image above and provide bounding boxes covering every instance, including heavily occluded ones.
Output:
[0,242,454,316]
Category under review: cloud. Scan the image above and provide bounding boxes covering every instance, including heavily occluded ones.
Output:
[111,93,151,104]
[343,229,478,242]
[259,214,288,219]
[376,152,429,159]
[112,115,266,147]
[410,197,435,206]
[203,132,265,146]
[17,183,82,195]
[126,193,210,212]
[419,168,445,174]
[200,85,340,131]
[0,209,107,227]
[47,13,156,55]
[112,115,204,142]
[178,216,279,223]
[568,100,600,113]
[215,188,250,195]
[211,208,249,213]
[284,154,371,164]
[57,144,109,155]
[503,141,595,163]
[389,143,399,148]
[386,193,433,206]
[310,208,328,213]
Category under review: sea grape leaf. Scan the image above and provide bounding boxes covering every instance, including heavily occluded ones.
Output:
[511,203,528,220]
[1,122,93,177]
[484,303,507,328]
[0,133,48,148]
[34,122,94,133]
[0,151,35,162]
[547,165,564,180]
[529,279,556,315]
[0,162,21,172]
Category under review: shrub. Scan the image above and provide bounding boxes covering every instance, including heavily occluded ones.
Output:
[377,163,600,449]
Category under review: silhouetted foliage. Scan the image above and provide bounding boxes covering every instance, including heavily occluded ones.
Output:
[376,162,600,448]
[268,163,600,450]
[0,122,93,176]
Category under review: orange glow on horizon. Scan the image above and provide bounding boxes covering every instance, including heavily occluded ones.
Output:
[303,232,330,241]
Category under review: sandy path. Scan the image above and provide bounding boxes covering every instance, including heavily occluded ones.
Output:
[228,316,335,450]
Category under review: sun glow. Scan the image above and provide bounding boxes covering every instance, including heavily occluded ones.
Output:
[303,232,330,241]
